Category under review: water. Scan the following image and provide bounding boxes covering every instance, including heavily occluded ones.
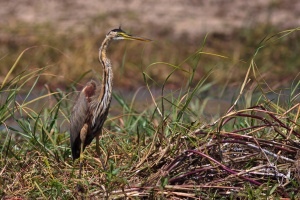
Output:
[1,85,298,133]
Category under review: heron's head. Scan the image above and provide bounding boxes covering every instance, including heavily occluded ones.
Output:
[106,27,152,42]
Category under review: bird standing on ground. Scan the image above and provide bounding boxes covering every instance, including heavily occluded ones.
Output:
[70,28,151,178]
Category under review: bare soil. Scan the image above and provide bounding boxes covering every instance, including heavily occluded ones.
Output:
[1,0,299,38]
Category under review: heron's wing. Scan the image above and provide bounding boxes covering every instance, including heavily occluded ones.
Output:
[70,80,99,159]
[70,89,89,159]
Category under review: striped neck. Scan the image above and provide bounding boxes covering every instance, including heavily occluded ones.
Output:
[98,36,113,105]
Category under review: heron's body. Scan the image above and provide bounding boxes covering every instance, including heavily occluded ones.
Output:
[69,28,151,178]
[70,80,108,159]
[70,34,114,160]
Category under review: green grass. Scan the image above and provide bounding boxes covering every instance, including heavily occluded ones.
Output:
[0,27,300,199]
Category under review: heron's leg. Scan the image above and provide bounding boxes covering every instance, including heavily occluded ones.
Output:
[79,123,88,179]
[96,135,106,171]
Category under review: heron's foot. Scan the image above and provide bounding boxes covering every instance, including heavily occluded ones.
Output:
[75,183,86,200]
[76,183,85,193]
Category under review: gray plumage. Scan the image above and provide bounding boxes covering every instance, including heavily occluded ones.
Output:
[70,80,107,160]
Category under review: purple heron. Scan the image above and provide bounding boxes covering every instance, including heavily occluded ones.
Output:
[70,28,151,179]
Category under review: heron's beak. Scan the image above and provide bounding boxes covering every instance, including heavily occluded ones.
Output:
[122,33,152,42]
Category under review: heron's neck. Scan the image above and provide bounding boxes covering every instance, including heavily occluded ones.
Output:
[98,37,113,103]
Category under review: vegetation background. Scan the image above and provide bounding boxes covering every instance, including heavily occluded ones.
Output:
[1,0,299,88]
[0,0,299,199]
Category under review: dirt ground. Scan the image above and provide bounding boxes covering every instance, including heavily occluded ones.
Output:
[1,0,299,38]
